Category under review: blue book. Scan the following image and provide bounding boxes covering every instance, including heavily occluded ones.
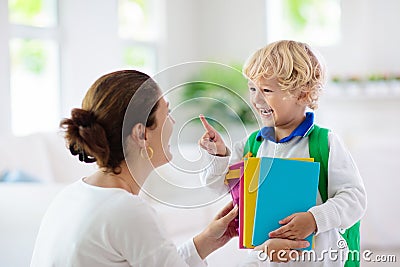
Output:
[252,157,320,250]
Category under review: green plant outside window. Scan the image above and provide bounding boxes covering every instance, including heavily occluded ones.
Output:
[9,0,57,27]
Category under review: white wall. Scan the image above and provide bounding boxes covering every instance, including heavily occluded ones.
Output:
[318,0,400,76]
[59,0,121,118]
[195,0,267,64]
[161,0,267,67]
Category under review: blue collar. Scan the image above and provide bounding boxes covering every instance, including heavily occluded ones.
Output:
[256,112,314,143]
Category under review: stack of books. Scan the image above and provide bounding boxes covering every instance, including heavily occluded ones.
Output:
[225,157,320,250]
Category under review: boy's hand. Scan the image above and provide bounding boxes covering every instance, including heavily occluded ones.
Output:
[269,212,317,240]
[198,114,228,156]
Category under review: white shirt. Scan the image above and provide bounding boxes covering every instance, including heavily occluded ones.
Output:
[201,132,367,267]
[31,179,207,267]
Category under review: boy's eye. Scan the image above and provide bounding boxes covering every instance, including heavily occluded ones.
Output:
[263,88,273,93]
[249,87,256,92]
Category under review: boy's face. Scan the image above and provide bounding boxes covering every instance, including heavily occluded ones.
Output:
[248,77,306,129]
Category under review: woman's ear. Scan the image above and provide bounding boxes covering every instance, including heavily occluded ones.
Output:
[130,123,147,148]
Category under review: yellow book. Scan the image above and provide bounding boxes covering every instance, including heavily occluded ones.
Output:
[243,157,260,248]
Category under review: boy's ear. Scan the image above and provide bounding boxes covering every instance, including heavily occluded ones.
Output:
[130,123,147,147]
[297,91,308,105]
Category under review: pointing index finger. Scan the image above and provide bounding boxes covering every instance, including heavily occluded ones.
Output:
[199,114,216,139]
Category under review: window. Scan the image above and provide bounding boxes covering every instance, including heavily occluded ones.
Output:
[0,0,161,136]
[118,0,158,74]
[8,0,60,136]
[266,0,341,46]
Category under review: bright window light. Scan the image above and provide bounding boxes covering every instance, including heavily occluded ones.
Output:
[10,38,59,136]
[118,0,158,74]
[8,0,57,27]
[118,0,157,41]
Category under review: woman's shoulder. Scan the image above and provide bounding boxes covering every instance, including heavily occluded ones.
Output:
[108,193,156,218]
[105,195,167,241]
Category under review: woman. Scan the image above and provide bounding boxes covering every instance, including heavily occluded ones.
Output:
[31,70,308,266]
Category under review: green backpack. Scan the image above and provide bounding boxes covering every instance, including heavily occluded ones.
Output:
[243,125,360,267]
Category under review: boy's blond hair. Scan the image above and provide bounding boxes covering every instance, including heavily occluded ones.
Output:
[243,40,326,110]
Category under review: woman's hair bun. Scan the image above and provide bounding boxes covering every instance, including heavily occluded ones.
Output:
[60,108,109,165]
[70,108,97,128]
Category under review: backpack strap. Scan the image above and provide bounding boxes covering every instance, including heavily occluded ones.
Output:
[243,130,263,157]
[309,125,361,267]
[308,125,330,203]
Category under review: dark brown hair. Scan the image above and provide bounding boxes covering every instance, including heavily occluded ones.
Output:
[60,70,160,173]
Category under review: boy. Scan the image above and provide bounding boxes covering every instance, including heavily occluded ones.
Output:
[199,40,367,266]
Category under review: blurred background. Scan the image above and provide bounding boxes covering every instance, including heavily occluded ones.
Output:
[0,0,399,266]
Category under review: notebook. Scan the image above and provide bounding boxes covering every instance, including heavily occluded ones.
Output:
[243,157,260,248]
[252,157,320,250]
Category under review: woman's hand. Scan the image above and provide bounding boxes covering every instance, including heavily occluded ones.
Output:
[254,238,310,262]
[269,212,317,240]
[198,114,228,156]
[193,202,238,259]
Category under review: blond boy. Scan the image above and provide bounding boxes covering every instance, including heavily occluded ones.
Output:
[199,40,367,266]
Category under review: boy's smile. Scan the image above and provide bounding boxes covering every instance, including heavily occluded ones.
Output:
[257,106,275,125]
[259,107,273,118]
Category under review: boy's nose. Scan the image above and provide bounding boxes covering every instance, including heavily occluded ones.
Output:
[254,89,267,104]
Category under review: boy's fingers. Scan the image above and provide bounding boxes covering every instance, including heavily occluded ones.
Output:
[199,115,216,139]
[199,138,217,152]
[269,225,290,237]
[279,214,296,224]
